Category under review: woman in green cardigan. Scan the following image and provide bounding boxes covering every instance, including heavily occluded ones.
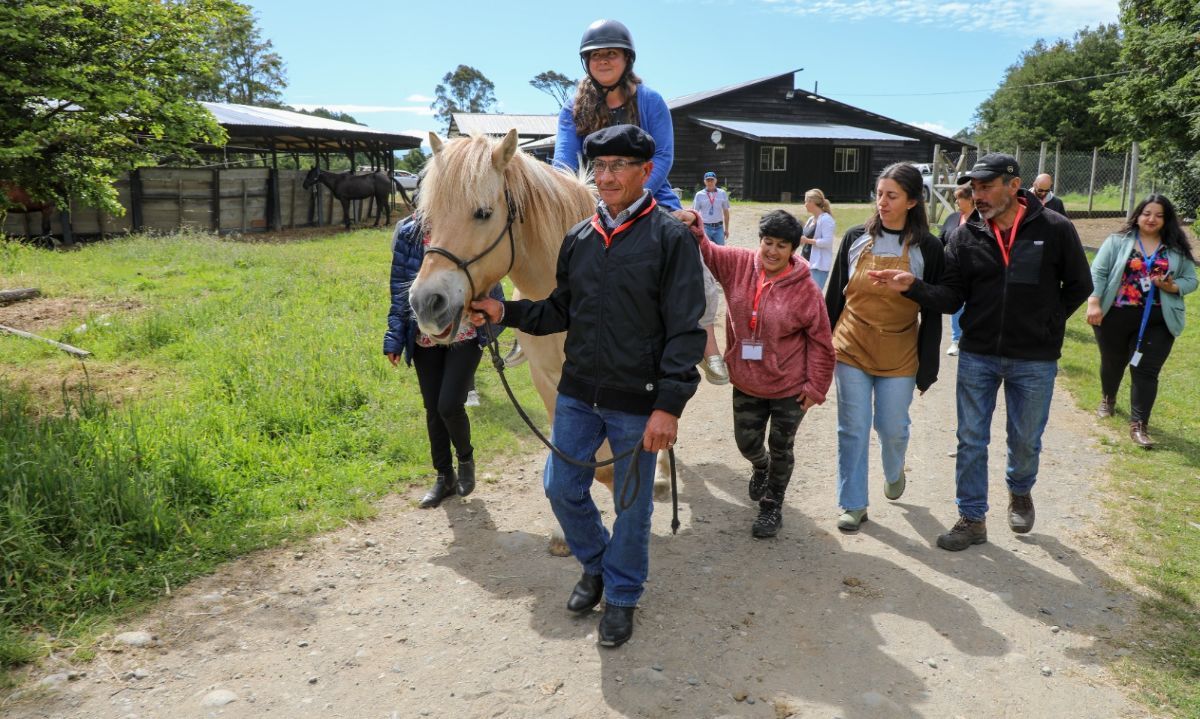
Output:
[1086,194,1197,447]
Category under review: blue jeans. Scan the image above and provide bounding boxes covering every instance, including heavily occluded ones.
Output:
[955,351,1058,521]
[835,362,916,511]
[543,394,658,607]
[950,304,964,342]
[810,268,829,289]
[704,223,725,245]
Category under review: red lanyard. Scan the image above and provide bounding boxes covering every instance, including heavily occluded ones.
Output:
[589,199,657,248]
[988,202,1026,266]
[750,269,770,331]
[706,190,718,213]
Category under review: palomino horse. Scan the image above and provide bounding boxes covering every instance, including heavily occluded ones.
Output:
[408,129,675,555]
[1,183,54,239]
[302,167,396,230]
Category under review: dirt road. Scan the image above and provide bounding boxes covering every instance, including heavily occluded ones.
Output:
[4,221,1152,719]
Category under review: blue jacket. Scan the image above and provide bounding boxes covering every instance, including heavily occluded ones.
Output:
[383,217,504,365]
[1090,231,1198,337]
[552,83,681,210]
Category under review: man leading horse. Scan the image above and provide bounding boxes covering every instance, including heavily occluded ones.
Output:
[470,124,705,648]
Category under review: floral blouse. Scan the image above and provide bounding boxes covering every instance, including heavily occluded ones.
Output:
[1113,247,1170,307]
[416,235,477,347]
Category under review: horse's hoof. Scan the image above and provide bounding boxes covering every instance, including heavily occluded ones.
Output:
[653,479,671,502]
[548,532,572,557]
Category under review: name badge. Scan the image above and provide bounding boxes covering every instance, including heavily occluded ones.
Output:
[1130,350,1143,367]
[741,340,764,361]
[1140,276,1153,292]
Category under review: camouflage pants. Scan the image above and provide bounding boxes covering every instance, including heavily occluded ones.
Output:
[732,387,806,502]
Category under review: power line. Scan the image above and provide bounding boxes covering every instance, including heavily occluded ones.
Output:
[826,70,1132,98]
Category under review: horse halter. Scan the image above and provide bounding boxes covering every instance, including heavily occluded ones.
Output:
[423,188,520,302]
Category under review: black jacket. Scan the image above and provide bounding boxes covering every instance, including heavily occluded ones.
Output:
[904,190,1092,361]
[1043,194,1068,218]
[501,203,706,417]
[824,226,945,392]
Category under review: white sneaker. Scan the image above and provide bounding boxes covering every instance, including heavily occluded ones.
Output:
[946,342,959,356]
[464,389,480,407]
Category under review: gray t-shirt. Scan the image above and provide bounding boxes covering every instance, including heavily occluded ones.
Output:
[847,229,925,279]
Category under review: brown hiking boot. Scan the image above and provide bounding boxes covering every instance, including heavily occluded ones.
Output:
[1008,492,1035,533]
[1130,420,1154,448]
[1096,395,1115,418]
[936,516,987,551]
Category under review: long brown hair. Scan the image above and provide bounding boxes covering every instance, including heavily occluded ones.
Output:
[864,163,929,247]
[572,69,642,136]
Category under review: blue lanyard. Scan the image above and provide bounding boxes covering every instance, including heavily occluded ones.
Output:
[1134,233,1161,352]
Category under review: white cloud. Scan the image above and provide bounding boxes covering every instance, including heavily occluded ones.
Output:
[756,0,1116,34]
[405,94,435,103]
[290,103,436,116]
[911,120,956,137]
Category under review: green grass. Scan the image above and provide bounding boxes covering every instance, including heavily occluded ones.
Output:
[1059,184,1126,213]
[1058,274,1200,716]
[0,229,545,671]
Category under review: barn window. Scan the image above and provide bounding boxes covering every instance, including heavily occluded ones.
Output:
[759,146,786,172]
[834,147,859,173]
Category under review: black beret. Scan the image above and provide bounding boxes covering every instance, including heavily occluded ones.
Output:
[583,124,655,161]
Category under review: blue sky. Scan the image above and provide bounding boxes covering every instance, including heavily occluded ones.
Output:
[246,0,1118,145]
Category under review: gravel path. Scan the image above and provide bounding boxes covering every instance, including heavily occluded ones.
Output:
[3,217,1154,719]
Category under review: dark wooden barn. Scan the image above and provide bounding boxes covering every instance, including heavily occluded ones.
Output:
[668,70,967,202]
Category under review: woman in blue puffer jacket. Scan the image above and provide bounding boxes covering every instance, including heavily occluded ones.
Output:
[384,214,504,508]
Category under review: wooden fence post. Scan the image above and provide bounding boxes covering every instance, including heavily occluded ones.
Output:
[130,168,144,233]
[268,168,281,231]
[1037,141,1047,175]
[1087,147,1098,213]
[1127,141,1139,212]
[1053,143,1060,193]
[211,168,221,232]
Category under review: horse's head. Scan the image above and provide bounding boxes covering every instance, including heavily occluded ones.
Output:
[409,129,521,343]
[301,166,320,190]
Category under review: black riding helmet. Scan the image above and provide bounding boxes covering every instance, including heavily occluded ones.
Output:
[578,19,635,97]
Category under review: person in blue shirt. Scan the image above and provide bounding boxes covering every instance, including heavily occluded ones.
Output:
[551,18,729,385]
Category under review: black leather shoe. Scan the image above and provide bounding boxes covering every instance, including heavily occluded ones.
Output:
[598,604,635,647]
[456,460,475,496]
[566,572,603,613]
[1008,492,1035,533]
[418,470,456,509]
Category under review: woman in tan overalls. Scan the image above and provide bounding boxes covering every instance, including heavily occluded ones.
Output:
[824,163,945,531]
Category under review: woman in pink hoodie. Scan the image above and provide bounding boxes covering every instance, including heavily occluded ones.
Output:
[685,209,836,538]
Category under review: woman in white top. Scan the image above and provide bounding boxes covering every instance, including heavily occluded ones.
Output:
[801,188,835,288]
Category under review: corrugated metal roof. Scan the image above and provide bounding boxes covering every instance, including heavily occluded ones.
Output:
[695,118,915,143]
[451,113,557,137]
[203,102,408,136]
[668,71,798,110]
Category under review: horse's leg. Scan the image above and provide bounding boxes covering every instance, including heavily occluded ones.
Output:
[340,198,352,230]
[653,449,672,501]
[376,189,389,227]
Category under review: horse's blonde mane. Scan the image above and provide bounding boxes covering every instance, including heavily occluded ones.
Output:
[418,134,595,270]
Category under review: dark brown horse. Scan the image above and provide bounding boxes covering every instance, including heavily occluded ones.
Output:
[1,182,54,238]
[302,167,396,230]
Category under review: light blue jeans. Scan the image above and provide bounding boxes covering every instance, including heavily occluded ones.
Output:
[950,304,964,342]
[704,223,726,245]
[954,351,1058,521]
[835,362,916,511]
[810,268,829,289]
[543,394,658,607]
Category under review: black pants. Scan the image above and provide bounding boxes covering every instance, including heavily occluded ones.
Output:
[732,387,807,502]
[1093,304,1175,424]
[412,342,483,472]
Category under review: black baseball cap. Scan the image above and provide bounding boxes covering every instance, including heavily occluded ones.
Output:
[958,153,1020,184]
[583,124,655,161]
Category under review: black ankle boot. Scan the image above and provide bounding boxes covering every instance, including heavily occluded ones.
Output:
[598,604,635,647]
[752,500,782,538]
[456,459,475,496]
[566,572,603,613]
[418,469,456,509]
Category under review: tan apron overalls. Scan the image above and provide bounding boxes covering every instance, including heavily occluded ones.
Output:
[832,237,920,376]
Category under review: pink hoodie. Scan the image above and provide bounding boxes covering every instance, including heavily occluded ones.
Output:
[688,218,835,403]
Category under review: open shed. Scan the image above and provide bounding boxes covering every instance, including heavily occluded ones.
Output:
[3,103,423,240]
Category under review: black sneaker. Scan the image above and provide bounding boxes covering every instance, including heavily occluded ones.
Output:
[936,516,987,551]
[1008,492,1034,533]
[752,501,782,539]
[748,464,769,502]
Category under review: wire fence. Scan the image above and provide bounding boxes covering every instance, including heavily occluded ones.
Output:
[929,141,1199,227]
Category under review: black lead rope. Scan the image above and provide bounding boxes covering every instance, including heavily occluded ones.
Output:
[481,323,681,534]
